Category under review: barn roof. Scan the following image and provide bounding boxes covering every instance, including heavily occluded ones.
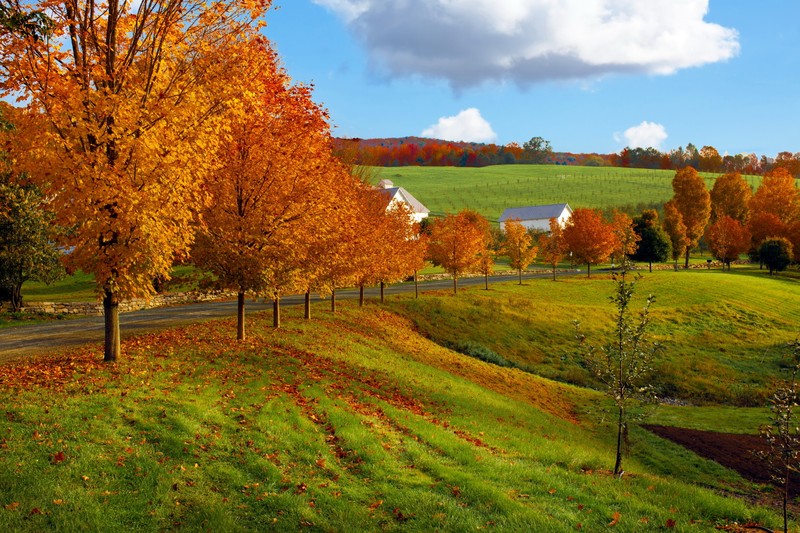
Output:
[377,187,430,215]
[498,203,572,222]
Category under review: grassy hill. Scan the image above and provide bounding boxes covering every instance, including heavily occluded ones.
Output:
[373,165,763,222]
[0,271,791,531]
[390,267,800,407]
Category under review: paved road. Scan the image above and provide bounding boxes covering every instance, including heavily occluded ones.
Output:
[0,270,574,358]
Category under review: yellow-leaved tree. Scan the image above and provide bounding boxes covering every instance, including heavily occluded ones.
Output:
[501,219,537,285]
[1,0,270,360]
[428,210,490,295]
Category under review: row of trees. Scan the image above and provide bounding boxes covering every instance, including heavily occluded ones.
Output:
[661,167,800,274]
[336,134,800,177]
[0,0,431,361]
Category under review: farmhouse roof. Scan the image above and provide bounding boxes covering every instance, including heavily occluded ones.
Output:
[498,203,572,222]
[377,184,430,215]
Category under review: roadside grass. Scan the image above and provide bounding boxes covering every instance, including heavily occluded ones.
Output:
[388,265,800,407]
[0,301,777,531]
[374,165,763,221]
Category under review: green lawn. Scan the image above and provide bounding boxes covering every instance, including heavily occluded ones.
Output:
[388,265,800,406]
[0,296,778,531]
[373,164,764,222]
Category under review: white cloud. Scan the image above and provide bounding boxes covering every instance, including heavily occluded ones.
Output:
[313,0,739,88]
[617,121,668,149]
[422,108,497,143]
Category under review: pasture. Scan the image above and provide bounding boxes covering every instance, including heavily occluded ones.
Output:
[373,164,763,221]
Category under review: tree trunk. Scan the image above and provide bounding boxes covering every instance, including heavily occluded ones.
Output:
[648,261,652,273]
[453,274,458,295]
[236,291,245,341]
[331,288,336,313]
[414,270,419,298]
[304,291,311,320]
[552,265,556,281]
[380,281,385,303]
[103,288,121,362]
[614,405,624,476]
[359,285,364,307]
[684,248,690,269]
[273,296,281,328]
[518,268,522,285]
[587,263,591,278]
[784,463,790,533]
[484,271,489,290]
[10,283,23,312]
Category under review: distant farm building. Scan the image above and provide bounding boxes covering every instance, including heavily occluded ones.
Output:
[498,203,573,232]
[376,179,430,223]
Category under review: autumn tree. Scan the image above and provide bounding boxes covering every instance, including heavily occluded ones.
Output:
[662,201,687,269]
[1,0,270,360]
[428,210,489,295]
[502,219,538,284]
[710,172,751,224]
[705,216,751,270]
[609,211,640,270]
[191,41,339,336]
[699,145,723,173]
[749,167,800,225]
[538,218,568,281]
[562,208,615,278]
[631,210,671,272]
[371,203,426,303]
[668,167,711,268]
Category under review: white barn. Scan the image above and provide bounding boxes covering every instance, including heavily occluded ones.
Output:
[498,203,573,232]
[376,179,430,224]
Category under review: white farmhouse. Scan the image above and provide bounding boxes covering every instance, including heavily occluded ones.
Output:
[498,203,573,232]
[376,179,430,224]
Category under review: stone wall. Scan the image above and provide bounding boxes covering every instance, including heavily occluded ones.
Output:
[21,290,237,317]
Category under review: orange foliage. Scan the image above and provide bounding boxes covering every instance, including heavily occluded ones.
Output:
[501,219,538,284]
[710,172,752,224]
[749,167,800,224]
[668,167,711,267]
[562,208,615,277]
[428,210,490,294]
[705,216,751,269]
[538,218,568,280]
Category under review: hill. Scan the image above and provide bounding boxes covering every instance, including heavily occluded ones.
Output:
[0,271,788,531]
[370,164,764,222]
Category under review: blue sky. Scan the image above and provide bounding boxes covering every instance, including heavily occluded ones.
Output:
[263,1,800,157]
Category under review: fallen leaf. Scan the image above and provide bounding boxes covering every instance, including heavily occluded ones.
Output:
[369,500,383,509]
[608,511,621,527]
[4,502,19,511]
[51,451,66,464]
[52,499,64,506]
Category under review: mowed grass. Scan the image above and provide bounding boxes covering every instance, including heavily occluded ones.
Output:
[373,165,764,221]
[388,266,800,407]
[0,300,777,531]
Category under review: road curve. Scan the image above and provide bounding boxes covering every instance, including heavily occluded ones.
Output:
[0,270,575,359]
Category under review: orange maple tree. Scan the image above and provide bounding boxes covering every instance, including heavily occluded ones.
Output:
[749,167,800,225]
[705,216,751,270]
[562,208,615,278]
[662,201,688,268]
[609,211,640,270]
[427,210,490,295]
[1,0,270,360]
[501,219,538,284]
[710,172,752,224]
[538,218,568,281]
[667,167,711,268]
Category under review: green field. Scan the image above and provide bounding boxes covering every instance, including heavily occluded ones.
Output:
[0,272,787,531]
[373,165,764,222]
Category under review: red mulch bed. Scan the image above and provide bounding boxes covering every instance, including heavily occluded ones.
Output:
[644,425,800,497]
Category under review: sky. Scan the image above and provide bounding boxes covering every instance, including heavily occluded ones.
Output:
[263,0,800,157]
